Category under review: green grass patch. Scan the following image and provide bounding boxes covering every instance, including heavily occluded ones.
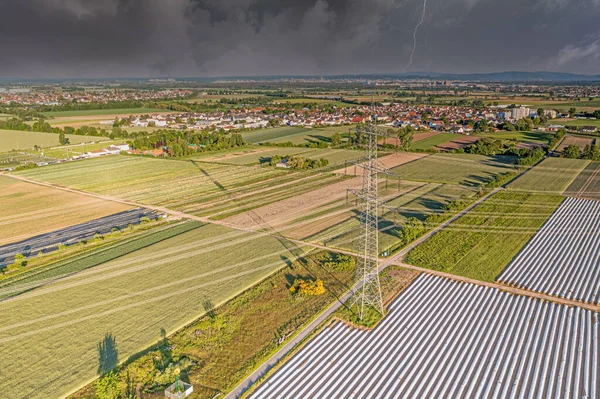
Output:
[241,127,313,144]
[479,130,554,143]
[0,129,106,151]
[409,133,456,151]
[509,157,589,193]
[406,191,564,282]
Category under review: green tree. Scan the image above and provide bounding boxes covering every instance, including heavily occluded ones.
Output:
[331,132,342,147]
[562,145,581,159]
[568,107,577,117]
[396,126,414,151]
[58,132,70,145]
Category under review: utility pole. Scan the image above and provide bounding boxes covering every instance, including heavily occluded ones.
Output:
[346,121,398,319]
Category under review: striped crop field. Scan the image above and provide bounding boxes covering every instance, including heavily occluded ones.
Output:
[564,161,600,200]
[10,155,351,219]
[250,274,599,399]
[11,155,284,209]
[509,157,589,193]
[0,222,302,399]
[498,197,600,304]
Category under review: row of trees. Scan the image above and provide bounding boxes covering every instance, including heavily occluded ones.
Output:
[562,143,600,160]
[268,154,329,169]
[130,130,246,157]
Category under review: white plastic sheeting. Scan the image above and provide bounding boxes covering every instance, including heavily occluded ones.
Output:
[249,274,599,399]
[499,197,600,305]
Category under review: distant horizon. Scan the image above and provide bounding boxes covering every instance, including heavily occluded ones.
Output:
[2,70,600,83]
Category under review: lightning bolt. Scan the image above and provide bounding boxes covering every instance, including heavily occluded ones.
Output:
[404,0,428,73]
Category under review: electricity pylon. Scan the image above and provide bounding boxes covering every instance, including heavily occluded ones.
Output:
[348,121,396,319]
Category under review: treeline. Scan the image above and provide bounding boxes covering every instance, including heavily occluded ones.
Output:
[131,131,245,157]
[562,142,600,160]
[268,154,329,169]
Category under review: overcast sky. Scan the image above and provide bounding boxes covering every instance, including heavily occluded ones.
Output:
[1,0,599,78]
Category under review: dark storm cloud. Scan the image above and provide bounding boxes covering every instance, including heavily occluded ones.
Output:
[0,0,599,78]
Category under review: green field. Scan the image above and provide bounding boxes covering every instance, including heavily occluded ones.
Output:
[0,129,107,151]
[242,125,355,146]
[406,191,564,281]
[509,157,589,193]
[305,182,477,254]
[41,108,166,118]
[480,130,553,143]
[242,127,313,144]
[550,118,600,127]
[390,153,516,186]
[0,222,304,399]
[409,133,456,150]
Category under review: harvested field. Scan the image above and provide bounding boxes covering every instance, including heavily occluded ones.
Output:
[407,191,564,282]
[333,152,427,175]
[250,274,600,399]
[0,175,131,246]
[557,135,594,151]
[390,153,516,186]
[434,135,480,151]
[498,197,600,304]
[195,147,311,165]
[0,129,105,151]
[509,157,589,193]
[11,155,286,211]
[223,177,363,230]
[0,223,301,399]
[564,161,600,199]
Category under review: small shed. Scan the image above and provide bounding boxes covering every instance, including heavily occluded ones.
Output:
[165,381,193,399]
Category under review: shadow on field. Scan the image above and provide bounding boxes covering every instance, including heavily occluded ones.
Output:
[97,333,119,375]
[187,160,354,300]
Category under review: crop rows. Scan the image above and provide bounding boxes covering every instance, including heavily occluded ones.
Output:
[498,197,600,304]
[0,223,300,398]
[251,274,599,399]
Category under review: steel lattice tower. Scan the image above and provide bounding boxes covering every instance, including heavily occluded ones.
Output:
[351,123,384,319]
